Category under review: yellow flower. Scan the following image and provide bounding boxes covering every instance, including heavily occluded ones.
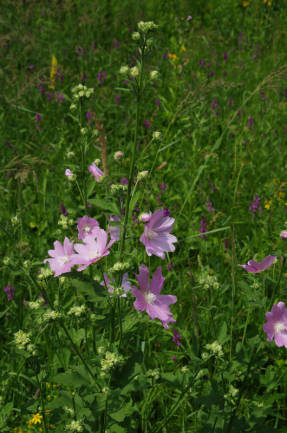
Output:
[30,413,43,424]
[49,55,58,90]
[181,45,186,52]
[46,409,52,414]
[168,53,177,60]
[14,428,23,433]
[242,1,249,6]
[268,1,271,5]
[264,200,272,210]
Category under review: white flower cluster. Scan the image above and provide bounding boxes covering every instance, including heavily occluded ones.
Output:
[198,273,219,290]
[119,65,139,78]
[202,341,224,360]
[38,310,62,325]
[146,369,160,380]
[68,305,86,317]
[11,215,19,226]
[137,21,158,33]
[14,330,31,350]
[38,267,53,280]
[111,184,128,194]
[65,420,83,432]
[137,170,149,181]
[100,351,124,374]
[71,84,94,100]
[28,299,42,310]
[58,215,74,229]
[64,406,75,416]
[109,262,130,272]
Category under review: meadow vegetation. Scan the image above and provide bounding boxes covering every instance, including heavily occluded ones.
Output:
[2,0,287,431]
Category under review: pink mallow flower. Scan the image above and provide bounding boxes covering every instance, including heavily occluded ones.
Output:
[238,255,277,273]
[140,209,177,259]
[108,216,120,241]
[280,230,287,239]
[44,237,75,277]
[263,302,287,348]
[101,272,131,297]
[88,162,104,181]
[132,264,177,329]
[71,229,114,271]
[77,215,99,240]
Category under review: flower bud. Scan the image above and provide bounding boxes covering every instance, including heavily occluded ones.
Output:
[130,66,139,77]
[114,151,124,160]
[119,65,129,75]
[132,32,140,40]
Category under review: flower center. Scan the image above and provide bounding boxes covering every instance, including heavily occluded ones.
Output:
[145,292,156,304]
[274,321,286,334]
[146,228,158,240]
[58,255,69,265]
[84,225,91,233]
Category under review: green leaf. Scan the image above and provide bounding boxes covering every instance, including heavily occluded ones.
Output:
[88,197,119,215]
[70,278,107,303]
[110,400,136,422]
[51,369,90,388]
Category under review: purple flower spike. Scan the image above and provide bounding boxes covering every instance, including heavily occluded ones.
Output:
[4,285,15,301]
[132,265,177,329]
[238,255,277,273]
[263,302,287,348]
[140,209,177,259]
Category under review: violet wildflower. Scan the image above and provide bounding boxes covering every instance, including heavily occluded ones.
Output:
[247,116,253,129]
[199,218,207,238]
[71,229,114,271]
[238,255,277,273]
[140,209,177,259]
[77,215,99,240]
[101,272,131,297]
[44,237,75,277]
[280,231,287,239]
[4,285,15,301]
[263,302,287,348]
[60,202,68,216]
[187,15,192,21]
[224,52,228,61]
[228,97,233,106]
[144,120,150,129]
[206,198,215,212]
[120,177,128,186]
[113,39,119,48]
[132,265,177,329]
[65,169,74,179]
[210,99,218,109]
[172,329,181,346]
[35,113,41,123]
[249,195,262,213]
[88,162,104,181]
[108,216,120,241]
[155,97,160,107]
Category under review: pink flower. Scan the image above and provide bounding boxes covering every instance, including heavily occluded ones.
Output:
[132,265,177,329]
[263,302,287,348]
[280,230,287,239]
[88,162,104,181]
[44,237,75,277]
[140,209,177,259]
[108,216,120,241]
[4,285,15,301]
[77,215,99,240]
[238,255,277,273]
[71,229,114,271]
[101,272,131,297]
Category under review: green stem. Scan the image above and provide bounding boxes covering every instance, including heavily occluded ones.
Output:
[61,323,100,391]
[119,47,145,258]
